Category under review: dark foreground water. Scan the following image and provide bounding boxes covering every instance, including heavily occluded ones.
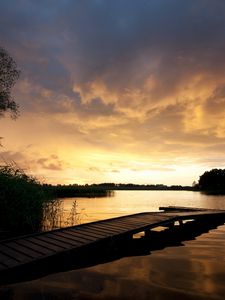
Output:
[1,191,225,300]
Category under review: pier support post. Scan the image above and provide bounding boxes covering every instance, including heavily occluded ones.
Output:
[144,230,151,237]
[168,222,175,229]
[178,220,183,226]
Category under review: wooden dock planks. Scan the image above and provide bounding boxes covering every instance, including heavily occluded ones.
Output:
[0,207,225,278]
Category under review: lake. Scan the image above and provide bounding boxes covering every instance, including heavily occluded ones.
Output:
[61,190,225,225]
[2,190,225,300]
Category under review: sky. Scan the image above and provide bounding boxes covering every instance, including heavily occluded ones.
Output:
[1,0,225,185]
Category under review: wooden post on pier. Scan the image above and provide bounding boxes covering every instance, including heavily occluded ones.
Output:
[178,220,183,226]
[144,230,151,237]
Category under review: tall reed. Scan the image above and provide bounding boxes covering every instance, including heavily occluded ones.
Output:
[42,199,85,231]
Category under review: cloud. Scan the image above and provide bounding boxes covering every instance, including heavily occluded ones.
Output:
[1,0,225,184]
[36,156,64,171]
[204,85,225,115]
[1,149,67,172]
[0,150,25,162]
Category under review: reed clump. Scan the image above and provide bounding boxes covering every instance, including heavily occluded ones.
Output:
[0,164,53,236]
[42,199,85,231]
[42,198,64,231]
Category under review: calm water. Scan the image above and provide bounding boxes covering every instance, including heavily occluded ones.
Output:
[3,191,225,299]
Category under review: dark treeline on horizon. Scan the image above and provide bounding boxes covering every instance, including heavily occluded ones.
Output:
[46,168,225,197]
[44,183,197,198]
[88,183,196,191]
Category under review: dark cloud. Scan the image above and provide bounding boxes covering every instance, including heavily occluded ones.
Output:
[204,85,225,115]
[0,150,25,162]
[1,0,225,108]
[0,151,65,171]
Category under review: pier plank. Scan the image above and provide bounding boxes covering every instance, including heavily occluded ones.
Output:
[50,233,82,246]
[0,252,19,268]
[69,228,107,239]
[16,240,54,255]
[61,230,100,243]
[6,242,43,258]
[0,244,30,262]
[36,236,73,249]
[27,237,64,252]
[81,225,120,235]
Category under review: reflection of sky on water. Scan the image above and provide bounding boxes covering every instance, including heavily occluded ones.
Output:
[5,225,225,299]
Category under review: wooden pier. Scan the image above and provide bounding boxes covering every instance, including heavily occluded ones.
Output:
[0,206,225,283]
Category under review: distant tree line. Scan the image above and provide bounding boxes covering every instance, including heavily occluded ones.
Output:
[88,183,195,191]
[45,169,225,195]
[44,184,113,198]
[44,183,196,196]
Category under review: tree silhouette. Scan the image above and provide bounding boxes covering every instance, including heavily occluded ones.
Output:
[0,47,20,118]
[198,169,225,191]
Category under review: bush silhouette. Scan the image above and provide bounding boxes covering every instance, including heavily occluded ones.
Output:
[198,169,225,192]
[0,47,20,118]
[0,164,52,235]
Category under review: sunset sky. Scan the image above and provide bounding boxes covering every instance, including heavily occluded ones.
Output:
[1,0,225,185]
